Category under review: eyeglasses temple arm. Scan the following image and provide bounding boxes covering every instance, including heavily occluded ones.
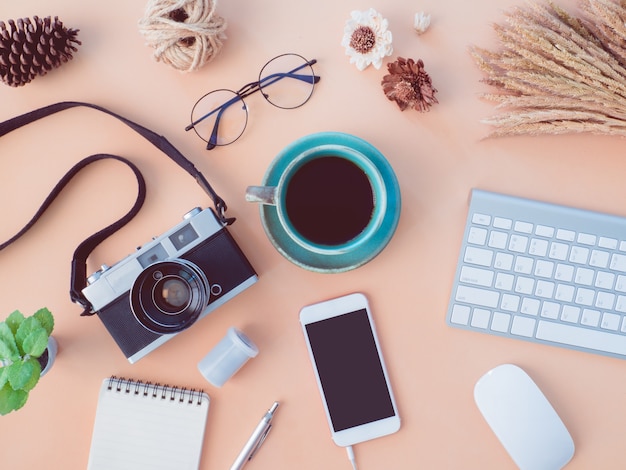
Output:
[206,106,226,150]
[257,59,320,91]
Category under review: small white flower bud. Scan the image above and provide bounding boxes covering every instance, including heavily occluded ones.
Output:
[414,12,431,34]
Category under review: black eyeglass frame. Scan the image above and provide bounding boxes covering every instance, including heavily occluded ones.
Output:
[186,53,321,150]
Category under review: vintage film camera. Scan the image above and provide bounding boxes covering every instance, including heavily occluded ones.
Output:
[82,207,257,363]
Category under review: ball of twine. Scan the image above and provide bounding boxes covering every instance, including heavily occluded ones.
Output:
[138,0,227,72]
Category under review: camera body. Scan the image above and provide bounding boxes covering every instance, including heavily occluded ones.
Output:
[82,207,257,363]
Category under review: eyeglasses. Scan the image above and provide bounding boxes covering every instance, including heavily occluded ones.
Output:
[186,53,321,150]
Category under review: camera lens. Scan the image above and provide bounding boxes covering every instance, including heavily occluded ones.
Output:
[130,259,210,334]
[154,277,191,313]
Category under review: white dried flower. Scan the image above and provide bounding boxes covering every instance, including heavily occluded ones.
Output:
[414,12,431,34]
[341,8,393,71]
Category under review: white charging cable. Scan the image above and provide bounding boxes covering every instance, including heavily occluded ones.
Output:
[346,445,358,470]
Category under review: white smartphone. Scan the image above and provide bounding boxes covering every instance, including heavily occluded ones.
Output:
[299,292,401,447]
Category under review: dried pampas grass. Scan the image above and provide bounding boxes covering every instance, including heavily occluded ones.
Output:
[471,0,626,138]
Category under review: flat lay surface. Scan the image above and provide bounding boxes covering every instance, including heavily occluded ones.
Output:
[1,0,625,469]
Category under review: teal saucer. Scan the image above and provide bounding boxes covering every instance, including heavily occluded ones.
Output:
[258,132,401,273]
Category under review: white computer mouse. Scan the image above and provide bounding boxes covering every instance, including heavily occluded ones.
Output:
[474,364,575,470]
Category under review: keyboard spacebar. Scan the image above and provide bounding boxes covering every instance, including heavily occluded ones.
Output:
[537,321,626,356]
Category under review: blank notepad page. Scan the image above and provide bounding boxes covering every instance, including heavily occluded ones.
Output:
[87,377,210,470]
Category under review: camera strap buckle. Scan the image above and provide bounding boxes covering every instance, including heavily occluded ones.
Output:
[0,101,234,315]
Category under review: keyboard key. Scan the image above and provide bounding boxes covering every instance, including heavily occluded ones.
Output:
[540,302,560,319]
[464,246,493,267]
[514,221,533,234]
[561,306,580,323]
[595,271,615,290]
[500,294,520,312]
[471,308,491,329]
[472,213,491,226]
[549,242,569,261]
[514,277,534,295]
[537,321,626,356]
[598,237,618,249]
[555,264,574,282]
[511,316,536,337]
[494,273,514,291]
[534,260,554,278]
[491,312,511,332]
[509,235,528,253]
[529,238,549,257]
[468,227,488,245]
[535,225,555,238]
[493,217,512,230]
[555,284,575,302]
[601,313,620,331]
[520,298,540,316]
[616,296,626,313]
[577,233,596,245]
[535,280,555,299]
[610,253,626,273]
[574,267,594,286]
[514,256,533,274]
[595,291,615,310]
[589,250,610,268]
[581,309,600,327]
[460,266,494,287]
[488,231,508,250]
[575,288,595,306]
[616,276,626,292]
[455,286,499,308]
[569,246,590,264]
[450,304,470,325]
[556,229,575,242]
[494,252,514,270]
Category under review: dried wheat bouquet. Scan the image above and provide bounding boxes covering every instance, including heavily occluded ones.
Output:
[470,0,626,137]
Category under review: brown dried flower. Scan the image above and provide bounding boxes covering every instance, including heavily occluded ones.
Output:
[381,57,438,112]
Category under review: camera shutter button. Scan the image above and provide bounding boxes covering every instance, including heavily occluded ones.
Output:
[183,207,203,219]
[87,264,110,284]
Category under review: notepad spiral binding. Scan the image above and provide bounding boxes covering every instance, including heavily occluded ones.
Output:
[107,376,205,405]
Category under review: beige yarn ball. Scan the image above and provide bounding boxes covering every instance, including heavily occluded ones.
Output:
[138,0,227,72]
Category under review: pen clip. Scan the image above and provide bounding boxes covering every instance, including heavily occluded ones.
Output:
[248,424,272,461]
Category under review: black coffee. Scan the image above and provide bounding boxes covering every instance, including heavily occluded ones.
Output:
[285,156,374,245]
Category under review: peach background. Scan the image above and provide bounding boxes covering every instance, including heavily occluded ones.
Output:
[1,0,625,469]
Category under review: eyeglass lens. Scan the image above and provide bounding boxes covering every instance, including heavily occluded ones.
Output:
[188,53,318,149]
[258,53,317,109]
[190,89,248,148]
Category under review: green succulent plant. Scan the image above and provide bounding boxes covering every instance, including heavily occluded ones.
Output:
[0,308,54,415]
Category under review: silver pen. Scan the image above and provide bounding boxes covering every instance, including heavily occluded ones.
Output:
[230,402,279,470]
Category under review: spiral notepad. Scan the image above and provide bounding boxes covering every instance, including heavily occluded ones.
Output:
[87,377,210,470]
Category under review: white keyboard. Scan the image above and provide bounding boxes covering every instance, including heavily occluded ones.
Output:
[446,189,626,360]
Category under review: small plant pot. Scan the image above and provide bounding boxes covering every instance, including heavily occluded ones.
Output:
[39,336,58,377]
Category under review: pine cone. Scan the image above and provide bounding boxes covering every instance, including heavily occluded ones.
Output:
[0,16,81,87]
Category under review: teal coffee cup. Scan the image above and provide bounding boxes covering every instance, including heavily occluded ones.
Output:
[246,132,401,272]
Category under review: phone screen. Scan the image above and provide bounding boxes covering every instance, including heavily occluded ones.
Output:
[304,308,396,432]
